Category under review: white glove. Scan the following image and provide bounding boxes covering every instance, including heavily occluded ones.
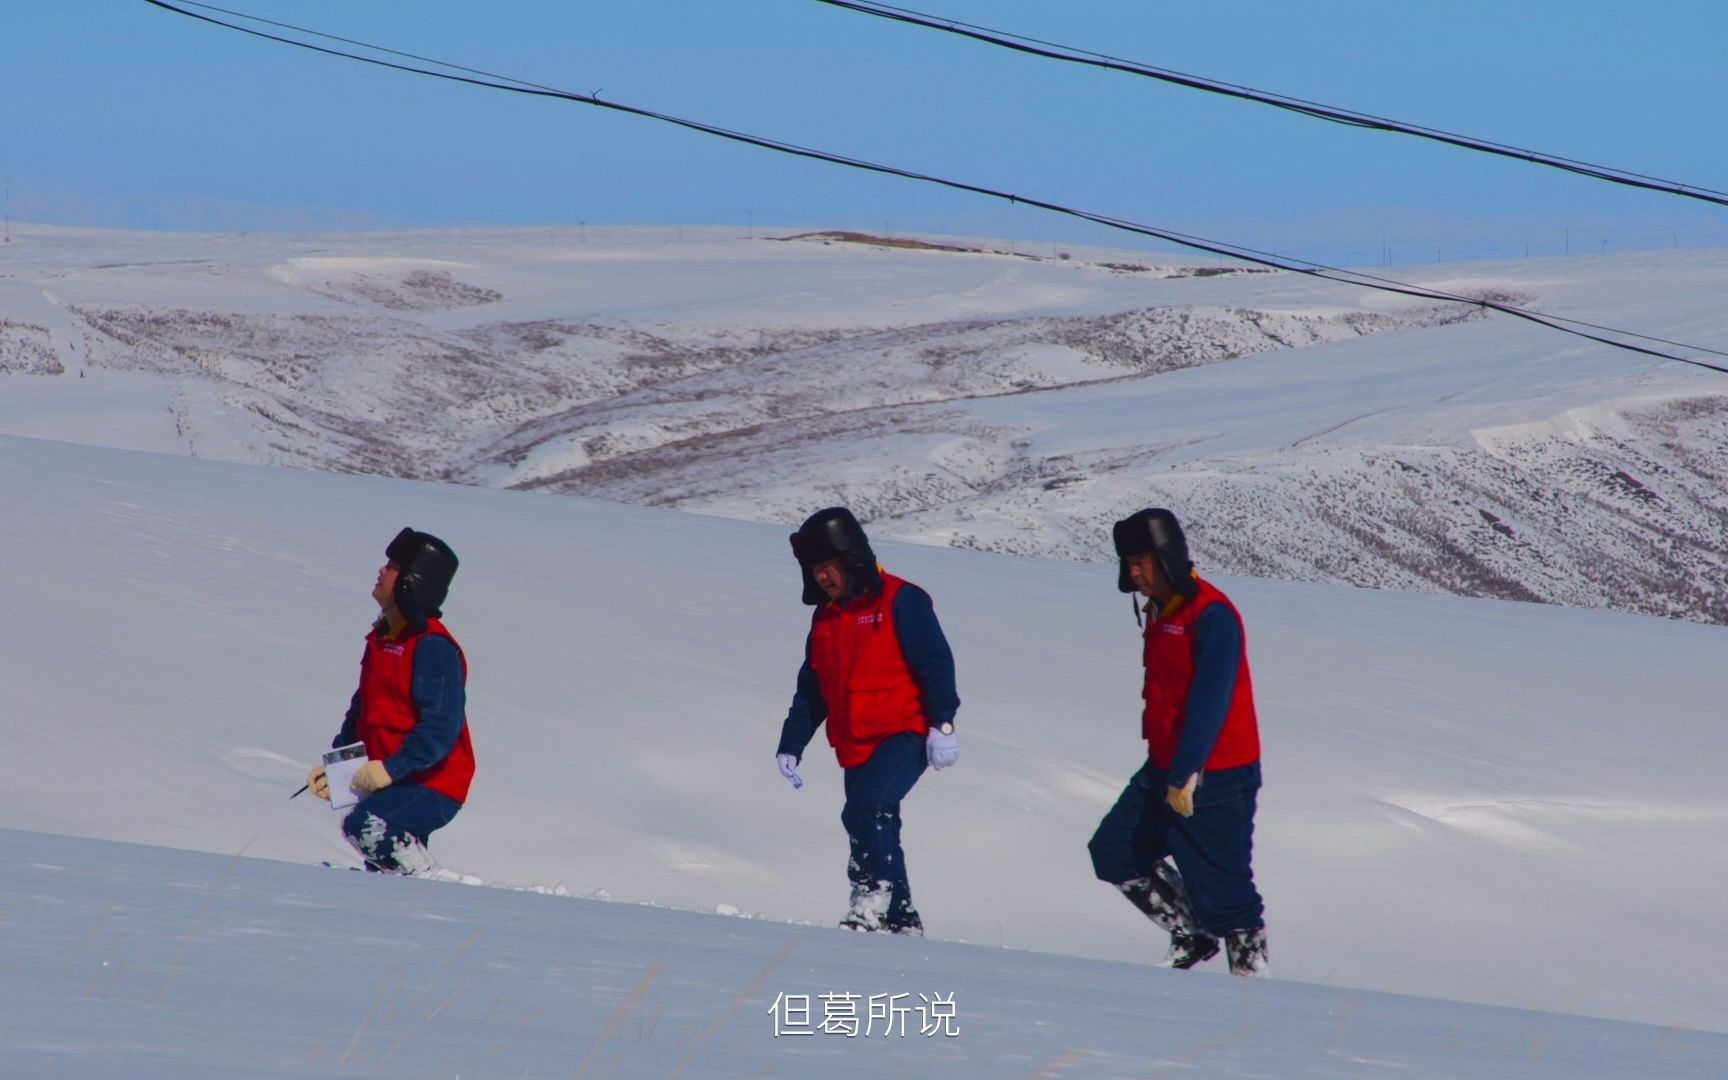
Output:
[776,753,804,790]
[926,727,959,770]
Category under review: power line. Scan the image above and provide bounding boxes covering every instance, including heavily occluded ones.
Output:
[139,0,1728,374]
[811,0,1728,212]
[160,0,568,94]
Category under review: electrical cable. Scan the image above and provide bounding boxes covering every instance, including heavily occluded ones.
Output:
[140,0,1728,374]
[811,0,1728,211]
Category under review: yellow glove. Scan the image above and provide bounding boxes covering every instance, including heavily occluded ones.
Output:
[351,760,394,796]
[1166,773,1200,818]
[306,764,331,802]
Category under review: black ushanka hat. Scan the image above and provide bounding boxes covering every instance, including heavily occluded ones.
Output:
[1111,508,1197,598]
[386,527,459,627]
[789,507,881,606]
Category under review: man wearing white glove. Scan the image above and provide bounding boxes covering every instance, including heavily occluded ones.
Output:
[1087,509,1268,977]
[776,753,803,789]
[925,726,959,770]
[776,507,960,938]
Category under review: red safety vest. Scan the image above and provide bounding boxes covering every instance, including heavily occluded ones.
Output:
[356,617,476,803]
[810,572,931,769]
[1142,576,1260,773]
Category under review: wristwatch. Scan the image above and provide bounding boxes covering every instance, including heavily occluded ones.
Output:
[936,722,954,735]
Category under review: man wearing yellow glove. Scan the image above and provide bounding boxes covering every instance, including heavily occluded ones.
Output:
[1087,509,1267,976]
[306,527,475,875]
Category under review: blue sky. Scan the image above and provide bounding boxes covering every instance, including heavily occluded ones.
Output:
[6,1,1727,264]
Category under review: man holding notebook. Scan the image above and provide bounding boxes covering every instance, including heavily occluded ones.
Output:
[305,527,475,875]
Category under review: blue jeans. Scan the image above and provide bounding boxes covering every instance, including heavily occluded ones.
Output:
[842,732,928,928]
[342,784,462,873]
[1089,761,1264,936]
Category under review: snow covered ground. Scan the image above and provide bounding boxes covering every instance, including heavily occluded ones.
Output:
[2,432,1726,1077]
[6,828,1724,1078]
[2,223,1724,623]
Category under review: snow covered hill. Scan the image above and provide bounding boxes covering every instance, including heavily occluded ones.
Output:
[2,433,1725,1045]
[2,224,1724,623]
[6,828,1724,1078]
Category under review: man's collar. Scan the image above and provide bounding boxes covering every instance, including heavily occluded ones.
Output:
[372,614,413,639]
[1144,593,1187,619]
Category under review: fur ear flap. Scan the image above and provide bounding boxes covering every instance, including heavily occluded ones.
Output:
[386,528,459,623]
[800,563,827,606]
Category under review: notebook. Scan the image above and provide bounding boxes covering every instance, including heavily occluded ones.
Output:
[322,741,369,811]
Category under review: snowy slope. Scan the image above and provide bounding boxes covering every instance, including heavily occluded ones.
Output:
[5,829,1725,1078]
[2,224,1724,623]
[2,433,1725,1040]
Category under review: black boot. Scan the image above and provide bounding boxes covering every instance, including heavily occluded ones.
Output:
[839,886,890,932]
[1161,931,1221,970]
[1121,863,1216,969]
[1119,861,1198,935]
[838,910,881,932]
[1224,927,1269,977]
[885,888,924,937]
